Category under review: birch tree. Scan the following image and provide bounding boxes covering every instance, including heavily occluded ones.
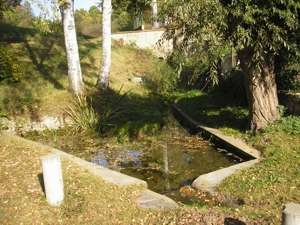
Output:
[59,0,84,95]
[97,0,112,89]
[151,0,159,29]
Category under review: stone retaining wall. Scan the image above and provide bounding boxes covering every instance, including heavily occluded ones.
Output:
[111,30,173,58]
[0,115,71,134]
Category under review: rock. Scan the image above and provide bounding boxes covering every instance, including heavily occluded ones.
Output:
[0,117,16,133]
[30,116,63,131]
[0,116,70,133]
[130,76,143,84]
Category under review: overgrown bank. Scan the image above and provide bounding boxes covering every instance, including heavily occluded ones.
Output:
[175,90,300,224]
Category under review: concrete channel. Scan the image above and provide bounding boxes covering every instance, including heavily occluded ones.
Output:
[172,104,261,193]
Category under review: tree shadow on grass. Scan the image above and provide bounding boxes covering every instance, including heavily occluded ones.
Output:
[224,218,246,225]
[89,88,168,140]
[176,90,249,132]
[0,23,37,43]
[23,38,64,90]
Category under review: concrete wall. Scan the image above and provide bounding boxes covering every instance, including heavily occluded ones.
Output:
[111,30,173,58]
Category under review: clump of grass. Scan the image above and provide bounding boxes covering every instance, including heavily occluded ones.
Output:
[265,116,300,135]
[65,96,99,132]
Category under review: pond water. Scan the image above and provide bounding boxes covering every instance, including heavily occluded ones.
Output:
[25,119,243,203]
[89,127,242,202]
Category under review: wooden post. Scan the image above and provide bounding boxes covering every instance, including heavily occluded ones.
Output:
[41,154,64,207]
[282,203,300,225]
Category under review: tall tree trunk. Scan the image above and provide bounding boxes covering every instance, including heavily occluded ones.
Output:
[151,0,160,29]
[61,0,84,95]
[98,0,111,89]
[239,48,280,131]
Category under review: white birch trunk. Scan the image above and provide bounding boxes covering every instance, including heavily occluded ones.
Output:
[151,0,160,29]
[98,0,112,89]
[61,0,84,95]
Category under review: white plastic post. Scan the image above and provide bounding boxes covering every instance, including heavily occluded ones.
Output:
[41,154,64,207]
[282,203,300,225]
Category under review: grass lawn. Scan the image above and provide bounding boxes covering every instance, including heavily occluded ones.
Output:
[0,24,170,121]
[175,90,300,224]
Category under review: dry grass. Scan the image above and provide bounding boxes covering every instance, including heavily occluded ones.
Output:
[0,133,148,224]
[0,33,163,120]
[0,133,260,225]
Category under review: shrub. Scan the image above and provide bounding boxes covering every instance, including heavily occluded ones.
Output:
[112,11,133,32]
[265,116,300,135]
[0,45,22,83]
[276,65,300,92]
[143,61,179,98]
[65,96,99,132]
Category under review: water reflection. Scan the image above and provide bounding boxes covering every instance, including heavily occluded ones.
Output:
[91,152,108,167]
[91,134,240,201]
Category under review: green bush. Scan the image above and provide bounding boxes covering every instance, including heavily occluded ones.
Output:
[276,66,300,92]
[112,11,133,32]
[265,116,300,135]
[167,43,231,90]
[0,45,22,82]
[144,61,179,98]
[65,96,100,132]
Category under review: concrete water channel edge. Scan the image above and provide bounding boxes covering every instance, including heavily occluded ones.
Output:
[2,133,179,210]
[171,104,261,193]
[51,144,179,209]
[2,102,262,209]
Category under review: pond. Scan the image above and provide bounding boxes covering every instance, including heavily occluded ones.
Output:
[89,126,241,202]
[25,119,243,203]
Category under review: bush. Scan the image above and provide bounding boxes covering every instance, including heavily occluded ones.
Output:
[143,61,179,98]
[265,116,300,135]
[0,45,22,83]
[112,11,133,32]
[276,67,300,92]
[167,43,231,90]
[75,8,102,37]
[65,96,99,132]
